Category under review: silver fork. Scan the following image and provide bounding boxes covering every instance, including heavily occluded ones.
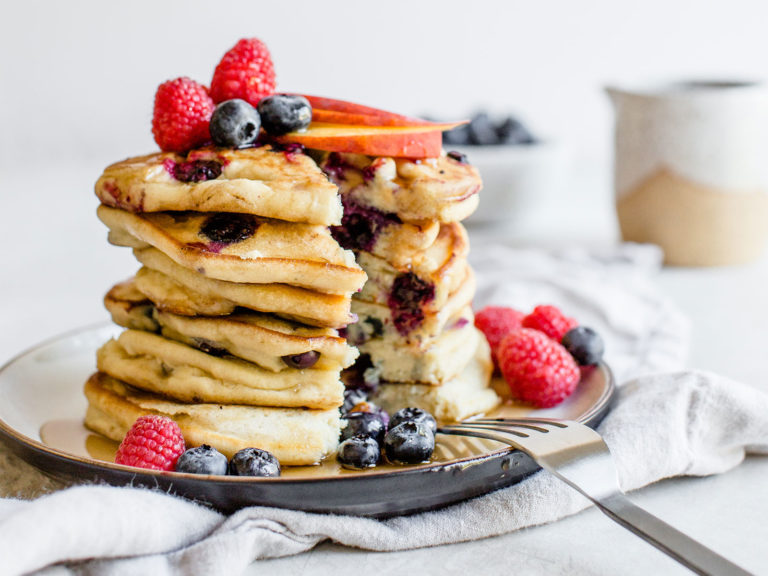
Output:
[438,418,752,576]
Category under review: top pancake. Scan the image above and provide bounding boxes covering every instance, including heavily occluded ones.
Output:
[98,205,366,295]
[319,151,481,223]
[95,146,343,225]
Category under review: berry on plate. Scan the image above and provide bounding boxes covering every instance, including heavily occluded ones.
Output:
[175,444,228,475]
[389,407,437,435]
[522,304,578,342]
[345,400,390,429]
[497,328,580,408]
[228,447,281,477]
[474,305,525,367]
[384,421,435,465]
[340,411,387,444]
[337,435,381,470]
[152,77,215,153]
[562,326,605,366]
[210,38,276,106]
[114,415,185,471]
[209,99,261,148]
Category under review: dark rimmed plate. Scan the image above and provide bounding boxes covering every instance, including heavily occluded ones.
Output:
[0,323,614,517]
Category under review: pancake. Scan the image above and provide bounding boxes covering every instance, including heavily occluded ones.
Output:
[354,312,479,385]
[97,330,344,410]
[356,222,469,313]
[371,335,497,422]
[105,278,357,372]
[84,372,341,465]
[95,145,342,225]
[330,198,440,268]
[104,279,158,332]
[350,268,476,345]
[134,248,355,328]
[319,151,481,223]
[98,206,366,295]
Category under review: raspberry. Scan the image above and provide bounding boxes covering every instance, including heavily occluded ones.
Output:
[210,38,276,106]
[152,77,215,153]
[522,304,578,342]
[497,328,580,408]
[474,306,524,366]
[115,415,185,471]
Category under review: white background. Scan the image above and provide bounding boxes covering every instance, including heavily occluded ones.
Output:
[2,0,768,171]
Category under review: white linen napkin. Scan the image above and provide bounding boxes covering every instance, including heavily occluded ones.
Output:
[1,243,767,576]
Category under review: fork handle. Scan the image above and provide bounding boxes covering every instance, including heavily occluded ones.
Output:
[594,493,752,576]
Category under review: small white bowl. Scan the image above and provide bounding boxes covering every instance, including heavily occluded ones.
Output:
[449,141,568,224]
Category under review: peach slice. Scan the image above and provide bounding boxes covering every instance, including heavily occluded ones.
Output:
[275,122,463,158]
[302,95,435,127]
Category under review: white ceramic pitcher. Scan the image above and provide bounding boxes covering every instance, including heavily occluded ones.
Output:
[606,81,768,266]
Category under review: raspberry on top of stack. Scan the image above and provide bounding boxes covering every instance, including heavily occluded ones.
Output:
[85,37,504,474]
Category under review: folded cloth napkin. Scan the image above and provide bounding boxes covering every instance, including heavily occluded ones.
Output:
[1,243,767,576]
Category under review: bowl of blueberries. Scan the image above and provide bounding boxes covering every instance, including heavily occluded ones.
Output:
[442,112,567,224]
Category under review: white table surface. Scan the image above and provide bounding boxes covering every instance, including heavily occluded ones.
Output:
[1,165,766,575]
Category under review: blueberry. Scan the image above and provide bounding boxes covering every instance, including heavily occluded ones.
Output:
[384,422,435,464]
[388,273,435,336]
[337,435,381,469]
[496,116,535,145]
[192,338,228,357]
[228,447,281,477]
[389,407,437,435]
[446,151,468,164]
[210,99,261,148]
[200,213,259,244]
[169,160,223,183]
[258,95,312,136]
[347,401,390,429]
[342,388,368,415]
[562,326,605,366]
[442,123,470,145]
[343,316,385,346]
[468,112,499,145]
[342,354,382,393]
[175,444,228,475]
[340,411,386,444]
[282,350,320,369]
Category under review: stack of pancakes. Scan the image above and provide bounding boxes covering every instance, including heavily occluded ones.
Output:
[85,146,367,465]
[320,152,499,421]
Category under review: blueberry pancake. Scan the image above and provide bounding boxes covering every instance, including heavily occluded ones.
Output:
[319,151,481,223]
[353,310,479,385]
[133,248,356,328]
[371,335,498,422]
[105,278,357,372]
[355,222,469,313]
[84,373,341,465]
[97,330,344,409]
[350,268,476,345]
[330,198,440,268]
[103,279,159,333]
[95,146,342,226]
[98,205,366,295]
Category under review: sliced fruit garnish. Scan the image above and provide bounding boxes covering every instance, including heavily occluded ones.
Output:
[301,95,436,127]
[274,121,464,158]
